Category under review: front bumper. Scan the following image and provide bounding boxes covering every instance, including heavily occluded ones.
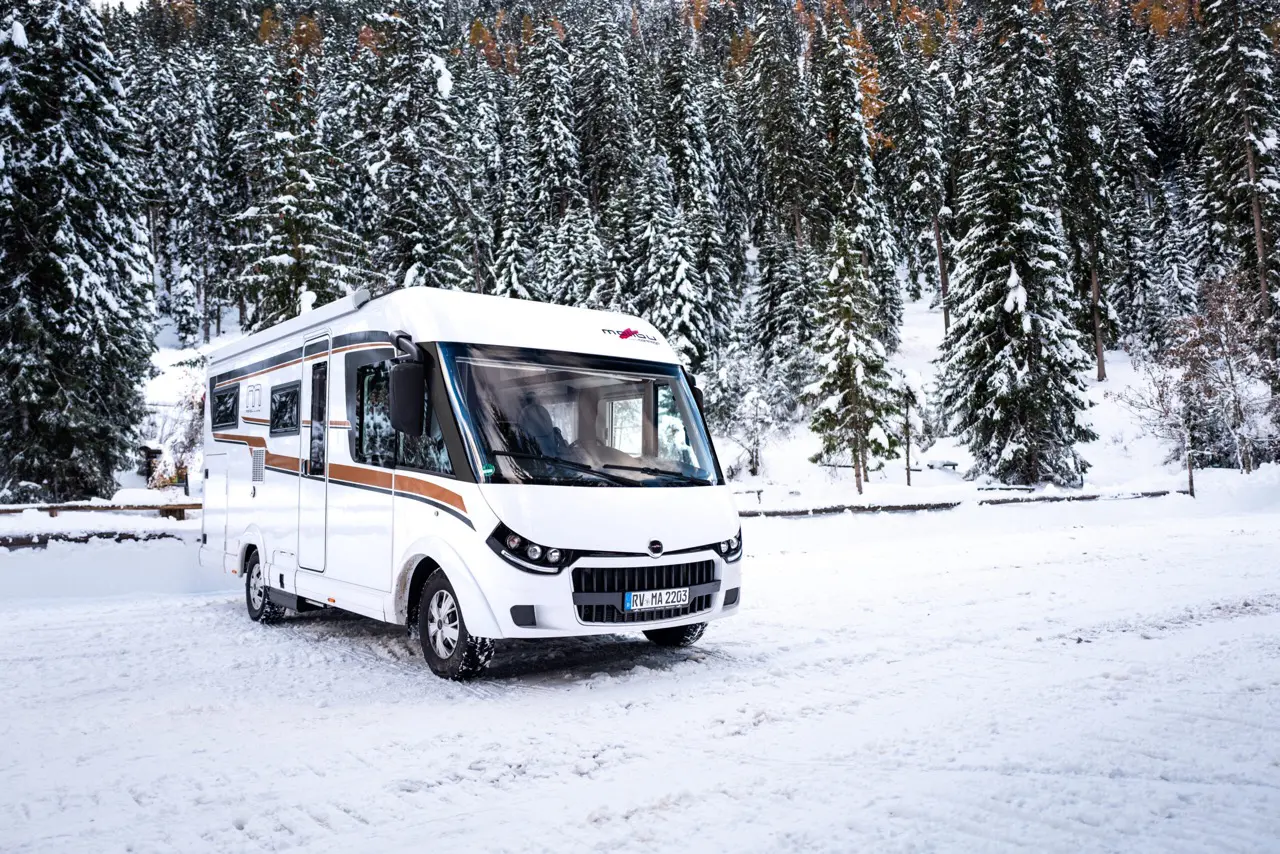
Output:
[476,548,742,639]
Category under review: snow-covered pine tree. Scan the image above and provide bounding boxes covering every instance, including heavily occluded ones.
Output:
[872,11,947,305]
[234,13,366,328]
[168,46,220,346]
[367,0,461,292]
[574,13,640,213]
[1103,13,1162,354]
[660,26,733,356]
[541,204,614,308]
[751,219,820,411]
[0,0,155,501]
[629,151,711,368]
[1053,0,1116,381]
[1180,0,1280,328]
[816,8,902,352]
[806,223,901,493]
[742,0,820,242]
[491,85,539,301]
[940,0,1096,487]
[523,16,582,225]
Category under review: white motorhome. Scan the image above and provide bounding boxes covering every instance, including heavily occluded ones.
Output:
[199,288,742,678]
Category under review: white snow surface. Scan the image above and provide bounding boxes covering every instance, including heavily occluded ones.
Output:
[2,476,1279,853]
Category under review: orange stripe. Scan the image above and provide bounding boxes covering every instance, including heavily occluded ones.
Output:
[329,462,394,491]
[266,453,299,471]
[394,472,467,514]
[242,416,269,425]
[213,432,266,449]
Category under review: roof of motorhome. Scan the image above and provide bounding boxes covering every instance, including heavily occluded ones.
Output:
[207,288,680,366]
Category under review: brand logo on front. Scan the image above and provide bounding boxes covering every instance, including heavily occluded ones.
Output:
[648,540,664,558]
[602,327,659,344]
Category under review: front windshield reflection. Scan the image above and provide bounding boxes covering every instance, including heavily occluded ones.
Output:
[441,344,720,487]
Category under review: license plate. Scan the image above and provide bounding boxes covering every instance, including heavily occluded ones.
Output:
[624,587,690,611]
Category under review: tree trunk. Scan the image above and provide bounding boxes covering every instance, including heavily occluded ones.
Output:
[1243,112,1272,321]
[1090,240,1107,381]
[853,440,863,495]
[934,214,950,333]
[1184,427,1196,499]
[904,398,912,487]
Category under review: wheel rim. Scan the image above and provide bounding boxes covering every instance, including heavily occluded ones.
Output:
[248,562,265,611]
[427,589,460,660]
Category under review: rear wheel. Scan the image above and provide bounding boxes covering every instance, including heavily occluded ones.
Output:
[418,570,493,680]
[245,553,284,624]
[643,622,706,648]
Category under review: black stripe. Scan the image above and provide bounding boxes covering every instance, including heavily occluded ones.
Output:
[392,489,475,530]
[211,331,395,387]
[211,348,304,387]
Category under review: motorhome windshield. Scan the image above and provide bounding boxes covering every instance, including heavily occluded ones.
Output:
[440,344,720,488]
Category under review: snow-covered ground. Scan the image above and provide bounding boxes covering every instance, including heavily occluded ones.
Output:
[3,474,1278,853]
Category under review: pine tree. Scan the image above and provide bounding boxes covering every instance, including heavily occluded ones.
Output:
[751,220,820,411]
[233,14,366,328]
[940,0,1096,486]
[1180,0,1280,327]
[575,14,640,212]
[491,88,538,300]
[742,0,820,241]
[1053,0,1115,380]
[807,223,901,493]
[873,13,947,306]
[816,9,902,352]
[523,17,582,225]
[0,0,155,501]
[367,0,461,292]
[629,152,711,368]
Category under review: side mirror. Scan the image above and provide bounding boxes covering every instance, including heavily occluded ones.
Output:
[692,386,705,411]
[389,361,425,436]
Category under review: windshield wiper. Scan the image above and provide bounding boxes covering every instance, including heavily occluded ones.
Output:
[602,464,712,486]
[489,451,637,486]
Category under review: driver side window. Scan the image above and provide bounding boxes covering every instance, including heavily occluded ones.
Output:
[399,398,454,476]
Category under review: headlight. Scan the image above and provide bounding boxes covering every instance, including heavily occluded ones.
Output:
[487,523,574,574]
[716,528,743,562]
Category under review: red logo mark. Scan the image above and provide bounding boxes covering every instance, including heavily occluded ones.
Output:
[619,328,639,339]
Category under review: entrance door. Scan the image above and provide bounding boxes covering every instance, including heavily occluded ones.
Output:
[299,336,330,571]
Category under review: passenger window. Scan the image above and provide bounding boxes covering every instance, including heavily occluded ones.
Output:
[604,396,642,456]
[269,382,300,435]
[400,397,454,476]
[355,363,396,468]
[211,386,239,429]
[656,383,693,465]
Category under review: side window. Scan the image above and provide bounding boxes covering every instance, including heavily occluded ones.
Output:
[211,386,239,429]
[399,394,454,476]
[269,381,300,435]
[656,383,692,465]
[309,363,327,475]
[355,363,395,468]
[603,396,642,455]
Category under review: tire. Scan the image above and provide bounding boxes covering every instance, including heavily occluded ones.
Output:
[245,552,285,624]
[418,570,494,680]
[643,622,707,648]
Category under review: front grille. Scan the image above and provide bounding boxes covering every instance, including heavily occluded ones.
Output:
[572,560,717,624]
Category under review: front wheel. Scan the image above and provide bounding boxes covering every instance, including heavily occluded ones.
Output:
[643,622,706,648]
[418,570,494,680]
[245,553,284,624]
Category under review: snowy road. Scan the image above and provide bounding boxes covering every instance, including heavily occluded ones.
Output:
[2,492,1279,853]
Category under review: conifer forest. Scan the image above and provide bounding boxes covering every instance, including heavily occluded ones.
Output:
[2,0,1279,501]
